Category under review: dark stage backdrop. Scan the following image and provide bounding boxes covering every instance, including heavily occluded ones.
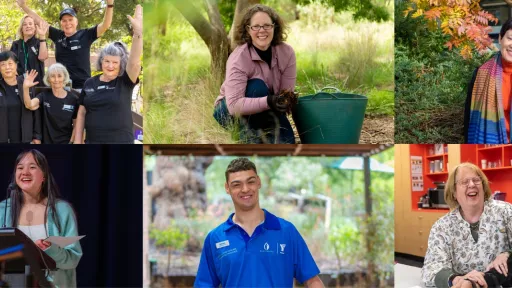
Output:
[0,145,142,287]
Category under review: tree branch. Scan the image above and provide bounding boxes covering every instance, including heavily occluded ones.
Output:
[172,0,214,46]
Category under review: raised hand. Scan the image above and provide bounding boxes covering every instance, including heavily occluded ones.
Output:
[35,21,49,38]
[127,4,142,36]
[23,70,39,88]
[16,0,26,7]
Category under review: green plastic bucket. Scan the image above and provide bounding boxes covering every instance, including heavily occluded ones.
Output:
[292,87,367,144]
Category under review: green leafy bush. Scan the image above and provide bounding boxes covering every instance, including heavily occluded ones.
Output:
[394,0,492,143]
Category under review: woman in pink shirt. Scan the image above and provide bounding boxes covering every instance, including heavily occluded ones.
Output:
[213,4,296,143]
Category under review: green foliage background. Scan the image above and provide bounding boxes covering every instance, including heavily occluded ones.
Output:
[394,0,493,143]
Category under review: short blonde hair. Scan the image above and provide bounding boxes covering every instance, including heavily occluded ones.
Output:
[17,15,34,40]
[444,162,492,209]
[43,63,71,87]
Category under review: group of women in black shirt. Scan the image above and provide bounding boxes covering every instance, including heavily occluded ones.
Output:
[0,0,142,144]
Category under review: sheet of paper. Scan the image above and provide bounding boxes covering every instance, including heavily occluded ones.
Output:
[45,235,85,248]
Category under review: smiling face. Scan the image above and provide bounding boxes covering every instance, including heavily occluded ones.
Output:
[60,15,78,36]
[0,59,17,80]
[248,11,274,51]
[22,17,35,38]
[101,55,121,78]
[454,167,485,211]
[15,153,45,195]
[225,169,261,211]
[49,71,66,90]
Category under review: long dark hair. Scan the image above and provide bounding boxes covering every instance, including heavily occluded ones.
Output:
[8,149,62,234]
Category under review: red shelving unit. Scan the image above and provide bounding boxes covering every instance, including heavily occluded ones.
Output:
[475,145,512,202]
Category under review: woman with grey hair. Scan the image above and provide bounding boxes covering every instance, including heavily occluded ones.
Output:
[74,4,142,144]
[21,64,79,144]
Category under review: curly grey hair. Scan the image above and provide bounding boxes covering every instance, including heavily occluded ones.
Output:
[96,42,129,76]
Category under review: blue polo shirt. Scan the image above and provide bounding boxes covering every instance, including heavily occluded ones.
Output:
[194,209,320,288]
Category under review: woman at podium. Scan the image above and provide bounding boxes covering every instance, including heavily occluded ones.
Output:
[0,149,82,287]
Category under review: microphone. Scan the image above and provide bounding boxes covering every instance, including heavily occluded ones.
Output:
[2,184,14,228]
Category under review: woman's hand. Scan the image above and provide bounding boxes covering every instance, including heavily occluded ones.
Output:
[127,4,142,36]
[453,278,478,288]
[486,252,509,276]
[23,70,39,88]
[35,239,51,250]
[453,271,487,287]
[35,21,49,38]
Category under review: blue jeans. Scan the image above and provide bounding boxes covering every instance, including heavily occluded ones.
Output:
[213,78,295,144]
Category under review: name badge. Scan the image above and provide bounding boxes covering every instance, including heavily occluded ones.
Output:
[215,240,230,249]
[98,85,106,90]
[71,45,81,51]
[31,46,37,54]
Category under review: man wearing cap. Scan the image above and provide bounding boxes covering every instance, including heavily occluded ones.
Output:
[194,158,324,288]
[16,0,114,89]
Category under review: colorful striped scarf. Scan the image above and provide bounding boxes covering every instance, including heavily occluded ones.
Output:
[468,53,509,143]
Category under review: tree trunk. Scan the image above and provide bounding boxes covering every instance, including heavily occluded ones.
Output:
[228,0,261,51]
[173,0,260,79]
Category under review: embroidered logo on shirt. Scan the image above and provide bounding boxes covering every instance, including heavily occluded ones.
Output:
[14,89,18,94]
[62,104,74,112]
[44,101,50,108]
[215,240,230,249]
[70,45,81,50]
[0,92,3,96]
[217,248,238,260]
[279,244,286,254]
[84,88,95,93]
[31,46,37,54]
[264,242,270,251]
[97,85,116,91]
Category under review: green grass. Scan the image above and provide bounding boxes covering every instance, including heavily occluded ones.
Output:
[144,3,394,144]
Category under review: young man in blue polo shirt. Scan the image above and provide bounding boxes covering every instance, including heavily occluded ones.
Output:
[194,158,324,288]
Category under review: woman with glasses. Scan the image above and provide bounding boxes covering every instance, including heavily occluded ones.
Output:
[213,4,296,144]
[422,163,512,288]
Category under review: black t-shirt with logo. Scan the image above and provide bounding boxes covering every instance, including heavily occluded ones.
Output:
[4,84,22,143]
[79,72,138,144]
[49,25,98,89]
[10,36,45,86]
[36,90,79,144]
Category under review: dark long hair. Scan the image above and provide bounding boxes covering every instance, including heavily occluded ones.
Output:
[8,149,62,234]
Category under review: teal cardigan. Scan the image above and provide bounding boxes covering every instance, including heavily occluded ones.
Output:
[0,198,83,288]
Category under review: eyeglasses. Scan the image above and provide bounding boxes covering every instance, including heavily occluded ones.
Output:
[247,24,275,31]
[456,177,482,186]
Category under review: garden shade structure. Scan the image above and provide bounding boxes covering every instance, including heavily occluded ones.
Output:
[332,157,394,173]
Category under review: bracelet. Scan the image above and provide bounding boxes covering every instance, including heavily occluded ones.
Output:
[133,34,141,39]
[448,273,459,287]
[39,39,46,42]
[107,4,114,8]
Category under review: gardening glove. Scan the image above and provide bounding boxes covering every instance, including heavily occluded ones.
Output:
[267,94,287,113]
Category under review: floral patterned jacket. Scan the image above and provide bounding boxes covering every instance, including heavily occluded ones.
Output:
[421,199,512,286]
